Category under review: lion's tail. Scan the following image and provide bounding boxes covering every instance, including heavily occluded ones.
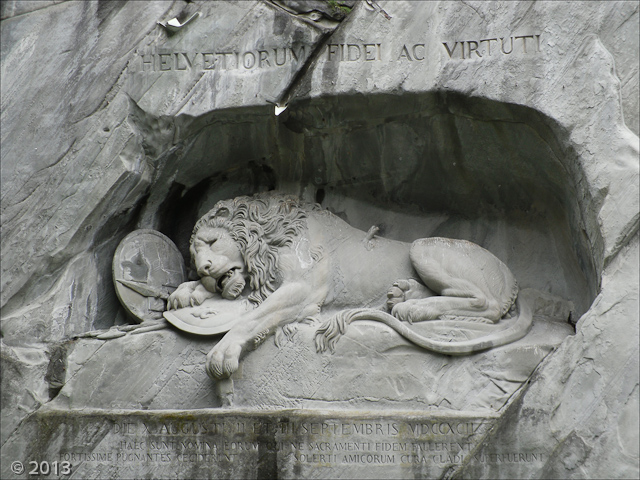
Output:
[315,295,533,355]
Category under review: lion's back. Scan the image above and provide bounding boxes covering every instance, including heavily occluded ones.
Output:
[306,210,415,309]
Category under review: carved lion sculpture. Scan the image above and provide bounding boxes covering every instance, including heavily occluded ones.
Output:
[167,193,531,380]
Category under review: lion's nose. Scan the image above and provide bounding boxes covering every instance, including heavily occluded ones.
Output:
[197,256,228,278]
[197,260,213,277]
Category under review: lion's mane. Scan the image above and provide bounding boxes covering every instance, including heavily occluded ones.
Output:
[191,193,315,305]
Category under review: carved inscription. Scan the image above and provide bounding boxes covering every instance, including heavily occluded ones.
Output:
[323,36,541,63]
[137,45,307,72]
[442,35,542,59]
[50,415,546,478]
[397,44,426,61]
[327,43,383,61]
[136,36,541,73]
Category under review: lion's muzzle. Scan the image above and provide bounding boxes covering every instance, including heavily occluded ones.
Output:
[220,268,246,299]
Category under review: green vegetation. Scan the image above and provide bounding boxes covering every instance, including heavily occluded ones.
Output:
[327,0,352,15]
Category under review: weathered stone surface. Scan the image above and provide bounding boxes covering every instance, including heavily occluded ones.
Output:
[457,236,640,479]
[2,0,178,340]
[0,343,49,445]
[44,294,572,413]
[0,0,68,20]
[1,1,638,478]
[49,328,218,411]
[228,317,571,413]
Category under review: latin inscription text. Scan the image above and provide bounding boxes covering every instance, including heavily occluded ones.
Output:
[137,45,307,72]
[442,35,541,59]
[57,419,545,468]
[135,34,542,73]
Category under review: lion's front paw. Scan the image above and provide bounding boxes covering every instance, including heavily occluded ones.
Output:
[189,282,216,307]
[206,336,243,380]
[168,282,196,310]
[168,281,215,309]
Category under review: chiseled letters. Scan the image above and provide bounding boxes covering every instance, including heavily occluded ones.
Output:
[442,34,541,59]
[138,46,306,72]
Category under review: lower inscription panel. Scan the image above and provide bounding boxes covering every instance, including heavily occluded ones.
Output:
[3,408,548,479]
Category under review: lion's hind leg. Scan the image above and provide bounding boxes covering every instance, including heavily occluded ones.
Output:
[386,279,435,311]
[396,239,504,324]
[395,264,503,324]
[392,293,502,324]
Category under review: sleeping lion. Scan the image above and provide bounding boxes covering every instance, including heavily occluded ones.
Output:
[167,193,531,380]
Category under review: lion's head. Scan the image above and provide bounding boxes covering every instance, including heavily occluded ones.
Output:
[190,193,310,305]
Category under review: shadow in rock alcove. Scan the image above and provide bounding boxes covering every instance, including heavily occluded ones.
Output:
[156,162,278,279]
[144,92,598,321]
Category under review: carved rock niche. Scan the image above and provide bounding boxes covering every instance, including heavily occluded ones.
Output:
[44,93,592,415]
[151,92,597,314]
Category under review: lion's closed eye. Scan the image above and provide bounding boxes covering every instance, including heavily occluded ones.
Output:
[198,236,217,247]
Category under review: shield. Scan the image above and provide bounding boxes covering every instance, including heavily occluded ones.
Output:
[113,229,187,322]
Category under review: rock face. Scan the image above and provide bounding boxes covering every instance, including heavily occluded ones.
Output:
[1,1,638,479]
[48,310,572,412]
